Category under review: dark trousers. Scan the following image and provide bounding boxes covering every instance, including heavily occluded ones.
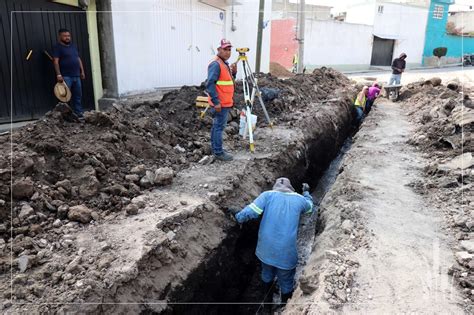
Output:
[63,76,84,117]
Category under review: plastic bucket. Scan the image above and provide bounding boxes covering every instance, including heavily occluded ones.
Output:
[239,110,258,136]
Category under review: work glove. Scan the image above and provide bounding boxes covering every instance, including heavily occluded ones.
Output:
[302,183,310,193]
[227,207,240,221]
[226,208,243,229]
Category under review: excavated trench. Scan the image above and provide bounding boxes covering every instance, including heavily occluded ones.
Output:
[161,127,354,314]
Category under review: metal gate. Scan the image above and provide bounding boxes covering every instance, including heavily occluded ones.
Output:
[0,0,94,123]
[370,36,395,66]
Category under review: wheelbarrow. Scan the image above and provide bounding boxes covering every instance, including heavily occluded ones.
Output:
[384,84,402,101]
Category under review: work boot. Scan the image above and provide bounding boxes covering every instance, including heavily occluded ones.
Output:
[280,291,293,306]
[214,152,233,161]
[262,281,274,314]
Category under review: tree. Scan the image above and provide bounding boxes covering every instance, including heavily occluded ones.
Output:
[433,47,448,67]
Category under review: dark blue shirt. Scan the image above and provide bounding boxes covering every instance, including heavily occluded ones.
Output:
[52,43,80,77]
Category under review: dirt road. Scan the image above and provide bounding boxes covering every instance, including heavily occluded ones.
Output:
[343,102,464,313]
[287,100,467,314]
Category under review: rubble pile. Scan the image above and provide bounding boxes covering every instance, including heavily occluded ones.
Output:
[0,68,353,295]
[402,78,474,304]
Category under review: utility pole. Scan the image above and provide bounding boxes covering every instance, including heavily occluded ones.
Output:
[255,0,265,73]
[297,0,305,73]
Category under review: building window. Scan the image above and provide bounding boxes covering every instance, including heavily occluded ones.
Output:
[377,5,384,14]
[433,4,444,19]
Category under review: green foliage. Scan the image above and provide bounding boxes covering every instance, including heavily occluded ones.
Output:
[433,47,448,58]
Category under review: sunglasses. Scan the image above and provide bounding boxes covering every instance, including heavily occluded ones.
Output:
[223,48,231,51]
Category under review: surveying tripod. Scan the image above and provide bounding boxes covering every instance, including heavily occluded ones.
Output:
[235,48,273,152]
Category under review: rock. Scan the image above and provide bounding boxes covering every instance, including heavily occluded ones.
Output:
[166,231,176,241]
[13,155,35,174]
[335,289,347,302]
[447,81,459,91]
[460,240,474,253]
[91,211,100,221]
[438,153,474,171]
[100,132,119,142]
[180,200,188,206]
[125,204,139,215]
[299,275,319,295]
[18,255,32,272]
[452,106,474,127]
[12,179,35,199]
[84,111,114,126]
[18,203,35,220]
[56,179,72,192]
[428,77,442,86]
[131,165,146,176]
[456,251,474,265]
[438,177,459,188]
[0,239,5,251]
[341,219,354,234]
[68,205,92,223]
[78,177,100,198]
[65,256,83,274]
[52,219,62,228]
[198,155,214,165]
[0,224,6,233]
[454,215,468,228]
[153,167,174,186]
[139,174,153,188]
[207,192,219,201]
[103,184,128,196]
[337,266,346,275]
[125,174,140,182]
[57,204,69,219]
[466,220,474,230]
[100,242,111,251]
[174,144,186,153]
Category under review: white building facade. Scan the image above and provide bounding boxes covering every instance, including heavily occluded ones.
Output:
[110,0,272,96]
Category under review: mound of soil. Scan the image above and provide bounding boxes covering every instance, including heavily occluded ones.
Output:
[269,62,295,77]
[0,68,353,246]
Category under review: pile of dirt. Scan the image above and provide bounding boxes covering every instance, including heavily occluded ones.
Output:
[0,68,354,275]
[269,62,295,77]
[401,78,474,304]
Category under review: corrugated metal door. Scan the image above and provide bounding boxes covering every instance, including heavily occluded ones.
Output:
[370,36,395,66]
[0,0,94,123]
[191,2,225,85]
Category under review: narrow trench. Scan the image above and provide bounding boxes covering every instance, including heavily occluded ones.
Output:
[161,133,353,315]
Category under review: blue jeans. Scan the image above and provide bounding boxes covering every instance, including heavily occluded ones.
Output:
[354,106,364,125]
[63,76,84,117]
[210,107,230,155]
[365,98,374,113]
[389,74,401,85]
[261,261,296,294]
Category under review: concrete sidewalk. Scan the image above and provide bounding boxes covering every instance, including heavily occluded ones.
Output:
[0,120,35,133]
[342,64,464,75]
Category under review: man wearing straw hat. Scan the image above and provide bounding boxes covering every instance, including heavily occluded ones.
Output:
[52,28,86,122]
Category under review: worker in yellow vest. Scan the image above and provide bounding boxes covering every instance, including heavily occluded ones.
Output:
[354,86,368,126]
[291,54,298,73]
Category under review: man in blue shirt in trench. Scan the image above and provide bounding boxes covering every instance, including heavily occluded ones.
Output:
[231,177,315,309]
